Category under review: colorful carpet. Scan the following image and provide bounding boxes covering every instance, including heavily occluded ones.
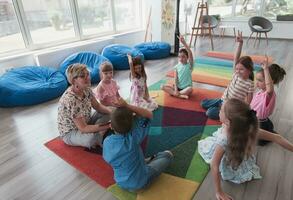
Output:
[167,56,263,87]
[108,125,221,200]
[204,51,273,64]
[45,79,223,199]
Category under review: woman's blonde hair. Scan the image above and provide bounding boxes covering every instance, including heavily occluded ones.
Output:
[66,63,88,85]
[224,98,258,169]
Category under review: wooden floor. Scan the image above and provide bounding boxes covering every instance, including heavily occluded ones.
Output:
[1,37,293,200]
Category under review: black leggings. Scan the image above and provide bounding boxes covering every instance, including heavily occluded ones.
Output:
[258,118,275,146]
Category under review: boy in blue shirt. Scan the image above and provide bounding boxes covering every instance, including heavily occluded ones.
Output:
[103,98,173,191]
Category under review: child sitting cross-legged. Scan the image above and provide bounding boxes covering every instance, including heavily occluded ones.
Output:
[161,35,193,99]
[198,98,293,200]
[103,98,174,191]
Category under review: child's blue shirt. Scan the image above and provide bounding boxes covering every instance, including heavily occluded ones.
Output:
[103,117,151,190]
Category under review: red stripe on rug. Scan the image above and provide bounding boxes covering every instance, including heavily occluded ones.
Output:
[45,138,115,188]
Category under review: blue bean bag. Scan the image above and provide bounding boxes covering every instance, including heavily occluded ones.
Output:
[0,66,68,107]
[134,42,171,60]
[102,44,144,70]
[60,51,109,83]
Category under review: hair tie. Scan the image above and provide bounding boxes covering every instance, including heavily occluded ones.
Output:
[247,109,257,119]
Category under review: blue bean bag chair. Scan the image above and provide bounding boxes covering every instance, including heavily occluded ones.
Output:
[134,41,171,60]
[102,44,144,70]
[60,51,109,83]
[0,66,68,107]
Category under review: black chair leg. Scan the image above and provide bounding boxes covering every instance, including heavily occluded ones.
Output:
[247,31,254,44]
[265,32,269,46]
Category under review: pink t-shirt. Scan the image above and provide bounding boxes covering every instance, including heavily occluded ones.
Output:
[93,80,120,106]
[250,90,276,119]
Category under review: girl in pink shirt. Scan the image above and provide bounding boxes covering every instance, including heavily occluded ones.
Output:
[93,62,120,108]
[251,57,286,145]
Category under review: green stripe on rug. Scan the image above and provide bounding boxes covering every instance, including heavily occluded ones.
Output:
[148,79,167,91]
[107,184,136,200]
[185,126,220,183]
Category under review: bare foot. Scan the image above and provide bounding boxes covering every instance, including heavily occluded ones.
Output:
[179,94,189,99]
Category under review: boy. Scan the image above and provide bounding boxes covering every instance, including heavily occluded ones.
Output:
[103,98,173,191]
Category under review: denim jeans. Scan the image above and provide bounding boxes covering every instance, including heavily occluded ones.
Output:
[147,151,174,184]
[201,98,223,120]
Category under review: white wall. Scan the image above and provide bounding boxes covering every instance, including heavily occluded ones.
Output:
[0,30,145,74]
[0,54,36,74]
[147,0,162,42]
[35,38,114,69]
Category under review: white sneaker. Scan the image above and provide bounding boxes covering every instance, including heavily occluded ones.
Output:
[164,150,174,157]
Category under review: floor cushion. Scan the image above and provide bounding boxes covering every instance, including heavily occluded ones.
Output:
[59,51,109,83]
[134,42,171,60]
[0,66,68,107]
[102,44,144,70]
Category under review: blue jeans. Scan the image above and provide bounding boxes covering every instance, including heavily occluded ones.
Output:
[201,98,223,120]
[147,151,173,185]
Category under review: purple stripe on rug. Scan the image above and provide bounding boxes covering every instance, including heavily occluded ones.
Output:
[162,106,208,127]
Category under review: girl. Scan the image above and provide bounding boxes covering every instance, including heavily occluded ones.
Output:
[161,35,193,99]
[127,54,158,111]
[93,62,121,108]
[198,98,293,200]
[201,31,254,120]
[251,56,286,145]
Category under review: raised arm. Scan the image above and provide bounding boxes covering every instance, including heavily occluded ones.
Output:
[114,98,153,119]
[258,129,293,152]
[233,31,243,72]
[127,54,135,79]
[262,56,274,95]
[211,145,233,200]
[178,35,194,69]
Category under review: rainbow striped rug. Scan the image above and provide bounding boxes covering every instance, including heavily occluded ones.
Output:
[107,80,222,200]
[167,55,263,87]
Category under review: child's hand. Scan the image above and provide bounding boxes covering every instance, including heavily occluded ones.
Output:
[113,97,128,107]
[236,31,243,43]
[98,123,110,132]
[127,53,132,59]
[177,35,186,45]
[216,191,233,200]
[261,55,269,69]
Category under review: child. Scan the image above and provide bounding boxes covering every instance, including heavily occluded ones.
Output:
[128,54,158,111]
[103,98,173,191]
[201,31,254,120]
[198,98,293,200]
[250,56,286,145]
[93,62,120,108]
[161,35,193,99]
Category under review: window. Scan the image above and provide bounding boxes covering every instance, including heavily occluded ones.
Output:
[0,0,143,57]
[0,0,25,54]
[209,0,233,18]
[234,0,260,17]
[263,0,293,18]
[21,0,76,45]
[77,0,113,36]
[114,0,141,31]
